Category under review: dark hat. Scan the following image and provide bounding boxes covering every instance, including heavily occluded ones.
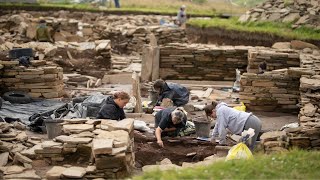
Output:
[39,19,46,23]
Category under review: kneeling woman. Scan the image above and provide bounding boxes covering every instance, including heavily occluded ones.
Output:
[204,101,262,150]
[97,91,130,121]
[155,107,187,147]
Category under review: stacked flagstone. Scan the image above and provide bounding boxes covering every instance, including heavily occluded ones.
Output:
[240,69,300,112]
[36,118,135,179]
[159,43,250,81]
[260,131,289,154]
[247,48,300,73]
[297,75,320,150]
[0,60,64,98]
[101,26,187,54]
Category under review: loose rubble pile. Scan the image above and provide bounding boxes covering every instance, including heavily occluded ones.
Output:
[1,60,64,98]
[159,43,250,81]
[260,131,289,154]
[239,0,320,29]
[247,48,300,73]
[35,118,135,179]
[0,122,42,180]
[240,69,301,112]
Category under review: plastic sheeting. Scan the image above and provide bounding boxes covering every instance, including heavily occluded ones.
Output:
[0,99,66,125]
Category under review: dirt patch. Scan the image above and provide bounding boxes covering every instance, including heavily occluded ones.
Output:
[186,25,320,47]
[134,131,216,167]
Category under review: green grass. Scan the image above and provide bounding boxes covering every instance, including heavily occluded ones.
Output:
[0,0,248,16]
[188,17,320,40]
[135,149,320,179]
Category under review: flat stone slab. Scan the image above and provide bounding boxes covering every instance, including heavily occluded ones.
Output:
[41,141,63,149]
[92,139,114,156]
[96,130,129,148]
[63,119,88,124]
[62,166,86,179]
[14,152,33,164]
[260,131,287,141]
[4,169,41,180]
[4,165,25,175]
[142,164,181,172]
[63,124,94,134]
[100,118,134,132]
[46,166,66,180]
[55,135,92,144]
[0,152,9,166]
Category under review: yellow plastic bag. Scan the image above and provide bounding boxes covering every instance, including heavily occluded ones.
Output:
[226,142,253,161]
[233,102,246,112]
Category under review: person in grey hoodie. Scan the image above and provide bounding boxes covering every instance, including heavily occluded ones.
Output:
[204,101,262,150]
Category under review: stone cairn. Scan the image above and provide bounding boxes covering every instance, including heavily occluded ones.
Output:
[30,118,135,179]
[159,43,250,81]
[260,131,289,154]
[239,0,320,29]
[240,69,301,112]
[247,48,300,73]
[0,60,64,98]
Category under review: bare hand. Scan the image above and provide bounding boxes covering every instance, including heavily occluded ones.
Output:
[157,140,164,148]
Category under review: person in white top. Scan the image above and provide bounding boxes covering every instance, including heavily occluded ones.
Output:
[176,5,187,26]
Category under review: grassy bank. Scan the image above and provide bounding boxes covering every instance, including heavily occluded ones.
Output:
[135,150,320,179]
[188,17,320,40]
[0,0,248,16]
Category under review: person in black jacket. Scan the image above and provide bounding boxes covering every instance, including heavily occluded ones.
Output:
[155,107,187,147]
[97,91,130,121]
[153,79,189,107]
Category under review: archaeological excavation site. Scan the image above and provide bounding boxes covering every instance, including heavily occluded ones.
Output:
[0,0,320,179]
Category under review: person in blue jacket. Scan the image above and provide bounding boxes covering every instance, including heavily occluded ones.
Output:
[153,79,189,107]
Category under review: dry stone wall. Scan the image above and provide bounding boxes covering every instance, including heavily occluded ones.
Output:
[0,60,64,98]
[159,43,250,81]
[101,26,187,54]
[247,48,300,73]
[240,70,300,112]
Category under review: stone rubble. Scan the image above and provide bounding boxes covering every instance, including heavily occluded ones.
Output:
[239,0,320,29]
[40,118,135,179]
[260,131,289,154]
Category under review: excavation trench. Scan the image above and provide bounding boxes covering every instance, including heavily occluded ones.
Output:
[133,131,216,167]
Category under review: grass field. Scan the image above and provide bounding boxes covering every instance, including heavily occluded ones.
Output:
[135,149,320,179]
[188,17,320,40]
[1,0,248,16]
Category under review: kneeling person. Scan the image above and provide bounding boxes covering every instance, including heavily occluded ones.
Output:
[97,91,130,121]
[155,107,187,147]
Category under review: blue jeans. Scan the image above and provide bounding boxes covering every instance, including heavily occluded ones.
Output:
[114,0,120,8]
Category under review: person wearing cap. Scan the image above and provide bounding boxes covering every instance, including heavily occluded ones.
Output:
[36,20,53,43]
[204,101,262,150]
[176,5,187,26]
[153,79,189,107]
[155,107,187,147]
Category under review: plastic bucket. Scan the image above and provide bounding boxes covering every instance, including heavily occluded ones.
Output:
[44,119,63,139]
[193,117,211,138]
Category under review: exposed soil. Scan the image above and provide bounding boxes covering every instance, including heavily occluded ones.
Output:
[186,25,320,47]
[134,131,216,167]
